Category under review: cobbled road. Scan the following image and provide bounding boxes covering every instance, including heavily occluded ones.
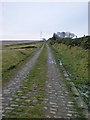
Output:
[44,45,79,118]
[2,45,44,116]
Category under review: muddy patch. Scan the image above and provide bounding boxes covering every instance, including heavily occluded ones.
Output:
[7,65,16,71]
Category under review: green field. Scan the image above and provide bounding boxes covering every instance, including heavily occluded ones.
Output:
[2,42,43,82]
[51,43,89,106]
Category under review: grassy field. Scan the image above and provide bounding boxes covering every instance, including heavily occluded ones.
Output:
[50,43,89,106]
[4,44,47,118]
[2,41,43,82]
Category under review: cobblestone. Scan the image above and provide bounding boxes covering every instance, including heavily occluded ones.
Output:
[2,46,44,116]
[45,45,79,118]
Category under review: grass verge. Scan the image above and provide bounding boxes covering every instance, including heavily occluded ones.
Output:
[3,44,47,118]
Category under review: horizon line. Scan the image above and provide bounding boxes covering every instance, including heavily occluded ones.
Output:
[0,39,42,41]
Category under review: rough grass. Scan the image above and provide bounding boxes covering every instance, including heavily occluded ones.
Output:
[5,42,42,49]
[52,43,88,84]
[2,42,43,82]
[3,44,47,118]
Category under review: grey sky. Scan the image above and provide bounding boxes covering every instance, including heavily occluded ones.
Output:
[0,2,88,40]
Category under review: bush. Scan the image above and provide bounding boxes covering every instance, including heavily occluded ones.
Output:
[48,36,90,49]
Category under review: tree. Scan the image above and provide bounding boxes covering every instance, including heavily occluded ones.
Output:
[43,38,46,41]
[53,33,58,40]
[57,32,61,38]
[65,32,75,38]
[70,33,75,38]
[60,32,66,38]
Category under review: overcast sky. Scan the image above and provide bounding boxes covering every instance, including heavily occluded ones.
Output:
[0,2,88,40]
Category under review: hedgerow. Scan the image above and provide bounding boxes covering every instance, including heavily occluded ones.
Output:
[48,36,90,49]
